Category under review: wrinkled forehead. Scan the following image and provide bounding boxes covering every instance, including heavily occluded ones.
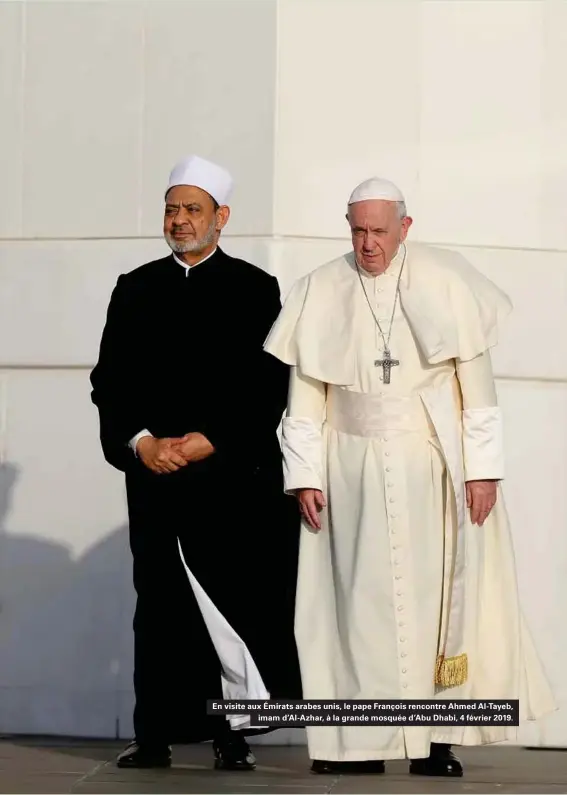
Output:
[165,183,216,209]
[348,199,399,227]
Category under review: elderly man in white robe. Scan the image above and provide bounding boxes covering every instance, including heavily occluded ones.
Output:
[263,178,555,777]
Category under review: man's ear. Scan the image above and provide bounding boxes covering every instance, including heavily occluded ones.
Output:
[216,205,230,231]
[400,216,413,241]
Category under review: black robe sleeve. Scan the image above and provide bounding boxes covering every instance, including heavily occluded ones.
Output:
[195,273,289,468]
[90,275,146,471]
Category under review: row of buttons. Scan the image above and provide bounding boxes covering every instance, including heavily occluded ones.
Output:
[381,437,411,690]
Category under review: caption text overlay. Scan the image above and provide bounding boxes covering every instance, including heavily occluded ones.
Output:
[206,699,519,726]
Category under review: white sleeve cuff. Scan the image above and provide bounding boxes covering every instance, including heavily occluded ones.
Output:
[462,407,504,481]
[281,416,323,494]
[129,429,153,455]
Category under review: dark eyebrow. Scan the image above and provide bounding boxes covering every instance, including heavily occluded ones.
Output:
[165,202,203,210]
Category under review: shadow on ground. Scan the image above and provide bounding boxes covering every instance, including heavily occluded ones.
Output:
[0,739,566,794]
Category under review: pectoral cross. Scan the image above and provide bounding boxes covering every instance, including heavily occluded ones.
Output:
[374,348,399,384]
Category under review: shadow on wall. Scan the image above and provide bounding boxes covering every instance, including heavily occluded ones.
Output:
[0,462,135,737]
[0,463,304,745]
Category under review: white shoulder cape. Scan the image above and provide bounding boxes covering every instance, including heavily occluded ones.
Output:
[264,241,512,385]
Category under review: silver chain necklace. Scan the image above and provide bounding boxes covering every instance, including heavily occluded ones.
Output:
[355,243,406,384]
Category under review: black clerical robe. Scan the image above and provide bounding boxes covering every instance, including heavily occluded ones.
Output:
[90,248,301,744]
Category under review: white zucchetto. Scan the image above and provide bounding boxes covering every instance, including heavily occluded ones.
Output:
[165,154,233,205]
[348,177,405,205]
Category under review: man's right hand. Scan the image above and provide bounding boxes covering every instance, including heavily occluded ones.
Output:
[136,436,188,475]
[296,488,326,531]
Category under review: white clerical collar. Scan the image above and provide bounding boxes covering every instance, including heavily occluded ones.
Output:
[172,246,217,277]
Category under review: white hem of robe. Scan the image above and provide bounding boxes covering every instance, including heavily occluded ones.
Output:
[177,540,269,730]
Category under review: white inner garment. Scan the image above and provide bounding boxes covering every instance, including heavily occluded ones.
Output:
[177,539,269,730]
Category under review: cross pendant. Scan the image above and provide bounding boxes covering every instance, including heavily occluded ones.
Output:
[374,348,400,384]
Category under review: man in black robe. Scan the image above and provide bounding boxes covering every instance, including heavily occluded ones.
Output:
[90,155,301,770]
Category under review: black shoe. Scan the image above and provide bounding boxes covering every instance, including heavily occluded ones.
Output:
[311,759,385,774]
[116,740,172,769]
[409,743,463,777]
[213,733,256,771]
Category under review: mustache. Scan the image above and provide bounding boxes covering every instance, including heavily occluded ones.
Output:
[165,218,217,254]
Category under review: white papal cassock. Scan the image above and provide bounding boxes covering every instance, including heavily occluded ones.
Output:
[264,241,555,762]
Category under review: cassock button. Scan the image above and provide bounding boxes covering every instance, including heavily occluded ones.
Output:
[395,575,402,580]
[396,591,403,596]
[400,637,406,642]
[385,466,391,472]
[402,683,408,689]
[385,452,391,457]
[389,498,395,503]
[397,606,404,611]
[390,513,397,518]
[402,668,408,674]
[401,652,407,658]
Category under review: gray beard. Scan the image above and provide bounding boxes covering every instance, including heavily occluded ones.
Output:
[165,218,217,255]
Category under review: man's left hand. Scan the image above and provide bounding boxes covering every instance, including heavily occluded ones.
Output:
[172,432,215,463]
[466,480,497,526]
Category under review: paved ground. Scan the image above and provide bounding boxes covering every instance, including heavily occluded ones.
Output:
[0,738,565,794]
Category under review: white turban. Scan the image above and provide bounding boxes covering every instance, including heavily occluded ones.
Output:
[348,177,405,205]
[165,154,233,205]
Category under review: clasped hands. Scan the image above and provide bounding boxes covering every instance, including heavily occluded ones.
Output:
[296,480,497,531]
[136,433,214,475]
